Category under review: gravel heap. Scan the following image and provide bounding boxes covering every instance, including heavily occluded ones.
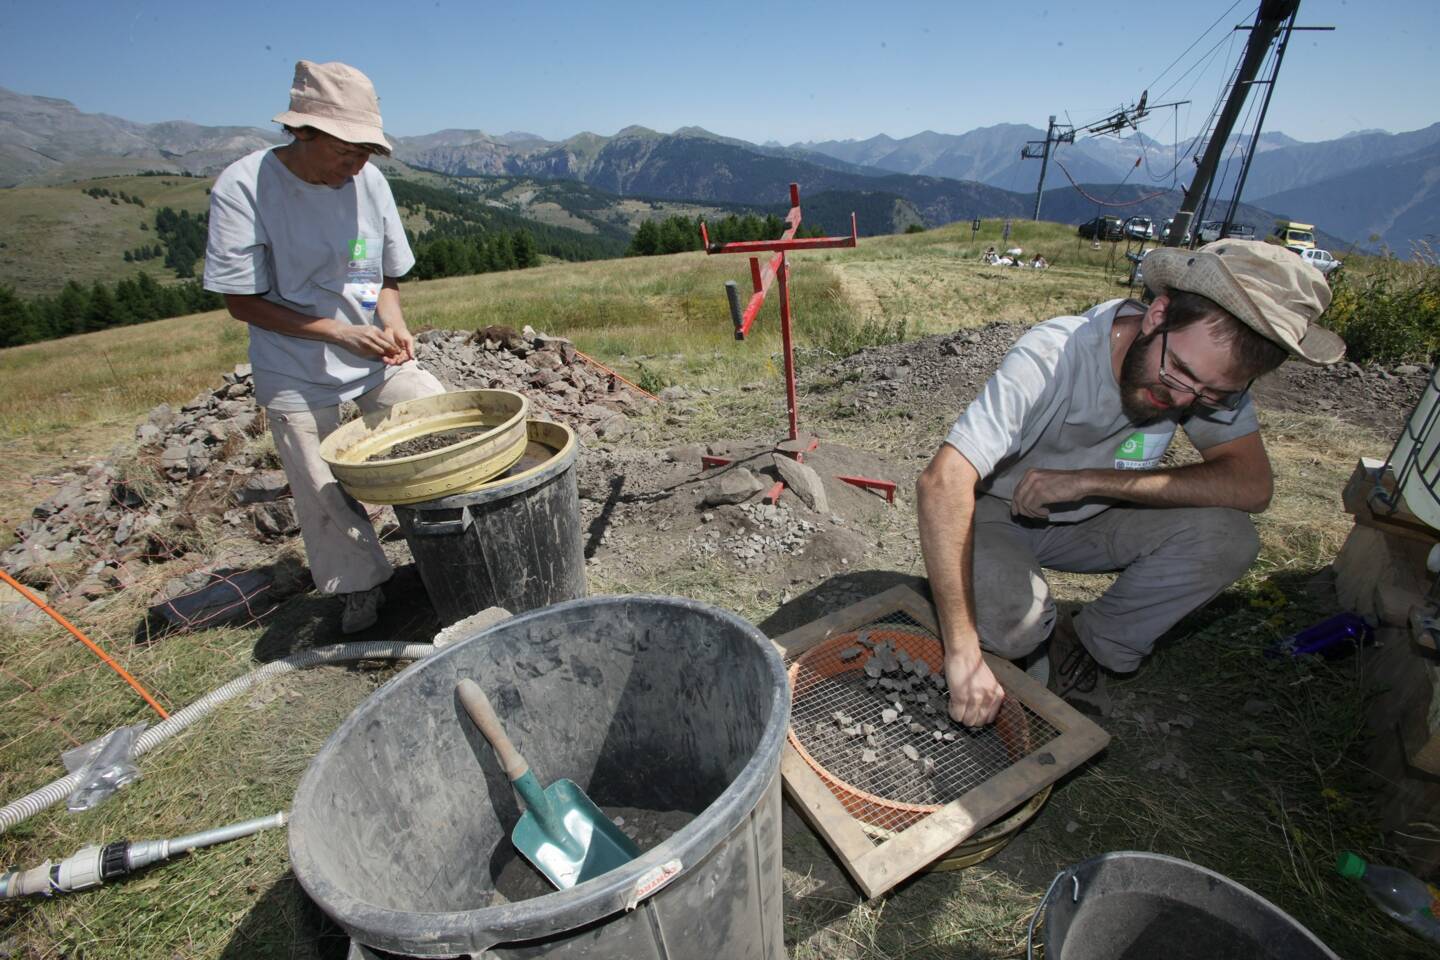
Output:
[2,325,648,615]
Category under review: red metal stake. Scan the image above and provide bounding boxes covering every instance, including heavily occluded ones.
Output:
[777,253,800,443]
[700,183,894,505]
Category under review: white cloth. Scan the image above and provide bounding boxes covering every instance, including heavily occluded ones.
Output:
[203,147,415,411]
[944,299,1259,523]
[267,362,446,594]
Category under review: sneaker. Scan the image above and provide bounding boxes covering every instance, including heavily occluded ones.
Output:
[340,586,385,634]
[1046,606,1112,717]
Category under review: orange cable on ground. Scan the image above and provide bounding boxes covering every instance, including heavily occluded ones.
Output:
[0,569,170,720]
[572,349,662,403]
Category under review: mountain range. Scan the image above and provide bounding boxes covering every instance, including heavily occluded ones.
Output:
[1,86,1435,252]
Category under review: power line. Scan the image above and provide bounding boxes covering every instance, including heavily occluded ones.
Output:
[1144,0,1250,98]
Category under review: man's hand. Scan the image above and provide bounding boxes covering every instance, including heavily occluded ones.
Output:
[1011,468,1091,519]
[944,648,1006,727]
[381,320,416,365]
[333,324,404,361]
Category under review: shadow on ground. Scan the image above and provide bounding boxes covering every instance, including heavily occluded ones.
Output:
[219,873,349,960]
[253,564,441,662]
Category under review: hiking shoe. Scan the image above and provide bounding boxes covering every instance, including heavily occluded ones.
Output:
[1046,606,1112,717]
[340,586,384,634]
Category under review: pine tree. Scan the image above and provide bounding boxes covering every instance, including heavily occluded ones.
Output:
[628,220,660,256]
[0,285,34,347]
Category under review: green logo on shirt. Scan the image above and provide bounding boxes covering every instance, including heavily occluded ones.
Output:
[349,237,367,260]
[1116,432,1146,460]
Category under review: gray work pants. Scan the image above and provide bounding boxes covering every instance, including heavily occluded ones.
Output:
[970,494,1260,672]
[266,362,447,595]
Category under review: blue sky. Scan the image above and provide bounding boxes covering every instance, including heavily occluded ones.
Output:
[0,0,1432,146]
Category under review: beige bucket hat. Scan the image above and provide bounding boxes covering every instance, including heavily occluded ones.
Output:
[1142,239,1345,365]
[272,60,392,155]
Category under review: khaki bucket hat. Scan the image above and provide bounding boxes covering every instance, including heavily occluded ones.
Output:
[1143,239,1345,365]
[272,60,392,155]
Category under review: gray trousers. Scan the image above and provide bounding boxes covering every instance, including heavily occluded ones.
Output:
[971,494,1260,673]
[267,362,447,595]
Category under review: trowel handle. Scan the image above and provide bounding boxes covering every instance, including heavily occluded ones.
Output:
[456,679,530,782]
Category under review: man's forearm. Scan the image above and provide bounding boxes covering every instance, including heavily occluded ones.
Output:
[1080,458,1269,512]
[224,292,401,361]
[917,456,982,662]
[376,277,406,332]
[223,293,344,344]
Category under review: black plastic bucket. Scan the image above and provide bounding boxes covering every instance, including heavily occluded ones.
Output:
[1030,851,1338,960]
[394,420,585,627]
[289,595,790,959]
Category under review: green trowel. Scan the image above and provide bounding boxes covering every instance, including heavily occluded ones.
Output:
[456,678,640,889]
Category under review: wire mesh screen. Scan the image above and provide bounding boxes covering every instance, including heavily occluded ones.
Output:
[787,610,1059,836]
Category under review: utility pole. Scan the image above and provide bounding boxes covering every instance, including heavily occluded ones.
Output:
[1021,116,1074,221]
[1164,0,1299,247]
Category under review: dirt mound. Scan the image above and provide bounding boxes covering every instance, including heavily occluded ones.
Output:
[822,323,1429,439]
[576,439,904,595]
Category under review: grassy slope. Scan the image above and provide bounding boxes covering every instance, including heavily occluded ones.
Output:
[0,175,212,297]
[0,221,1424,959]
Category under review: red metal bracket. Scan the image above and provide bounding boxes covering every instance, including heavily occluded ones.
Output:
[762,481,786,505]
[837,475,897,504]
[700,455,734,469]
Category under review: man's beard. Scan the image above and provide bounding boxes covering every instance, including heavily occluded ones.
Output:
[1117,331,1181,424]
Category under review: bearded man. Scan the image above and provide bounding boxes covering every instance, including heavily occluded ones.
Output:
[917,240,1345,723]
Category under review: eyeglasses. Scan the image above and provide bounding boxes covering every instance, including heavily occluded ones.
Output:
[1156,330,1252,411]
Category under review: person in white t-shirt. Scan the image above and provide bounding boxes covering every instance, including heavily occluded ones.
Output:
[917,240,1346,723]
[204,60,446,634]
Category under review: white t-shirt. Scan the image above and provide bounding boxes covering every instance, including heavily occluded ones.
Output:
[944,299,1260,523]
[203,147,415,410]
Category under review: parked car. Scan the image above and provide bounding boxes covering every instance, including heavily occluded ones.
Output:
[1299,247,1341,275]
[1078,216,1123,241]
[1197,220,1256,243]
[1125,216,1156,240]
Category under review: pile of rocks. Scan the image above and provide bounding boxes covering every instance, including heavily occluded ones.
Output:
[2,364,288,609]
[689,499,822,567]
[414,325,648,441]
[2,325,652,614]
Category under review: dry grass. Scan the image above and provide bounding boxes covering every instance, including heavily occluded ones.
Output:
[0,222,1428,959]
[0,175,212,297]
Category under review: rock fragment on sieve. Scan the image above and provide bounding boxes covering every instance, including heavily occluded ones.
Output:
[901,744,919,762]
[840,646,863,662]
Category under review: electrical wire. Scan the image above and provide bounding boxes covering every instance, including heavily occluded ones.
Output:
[0,569,169,721]
[1144,0,1249,101]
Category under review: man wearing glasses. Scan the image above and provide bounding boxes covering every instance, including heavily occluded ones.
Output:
[917,240,1345,723]
[204,61,445,634]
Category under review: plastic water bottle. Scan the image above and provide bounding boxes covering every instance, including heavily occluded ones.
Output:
[1336,850,1440,943]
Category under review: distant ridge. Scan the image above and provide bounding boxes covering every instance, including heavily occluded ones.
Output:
[0,86,1433,249]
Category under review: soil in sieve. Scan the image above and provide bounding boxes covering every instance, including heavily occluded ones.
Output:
[367,426,493,460]
[489,806,695,904]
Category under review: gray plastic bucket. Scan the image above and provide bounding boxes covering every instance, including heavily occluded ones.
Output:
[394,420,585,627]
[289,595,790,959]
[1029,851,1338,960]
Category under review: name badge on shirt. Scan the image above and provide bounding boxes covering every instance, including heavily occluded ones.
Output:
[345,235,382,314]
[1114,429,1173,470]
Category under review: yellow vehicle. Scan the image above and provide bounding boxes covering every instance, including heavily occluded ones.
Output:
[1272,220,1316,252]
